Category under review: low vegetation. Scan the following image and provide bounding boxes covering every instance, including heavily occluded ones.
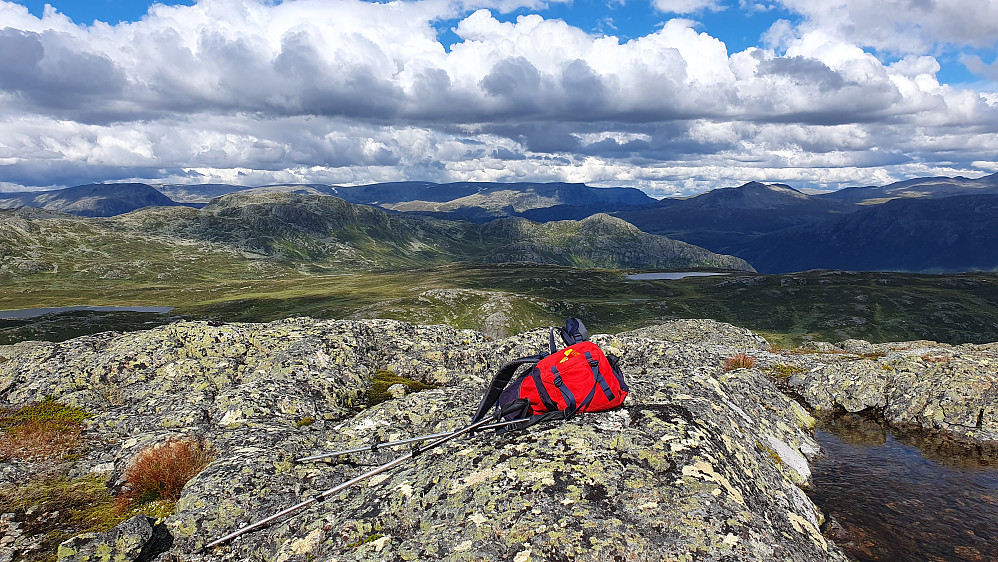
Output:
[117,436,215,511]
[767,364,808,379]
[0,397,90,462]
[0,475,120,561]
[723,353,757,371]
[367,370,436,406]
[0,400,117,561]
[0,410,213,561]
[4,259,998,348]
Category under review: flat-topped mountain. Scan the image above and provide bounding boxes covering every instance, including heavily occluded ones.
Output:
[335,181,653,207]
[0,183,179,217]
[819,172,998,205]
[335,181,655,222]
[156,183,341,203]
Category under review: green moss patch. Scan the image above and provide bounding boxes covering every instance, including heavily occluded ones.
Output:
[0,397,91,434]
[347,533,384,548]
[0,398,92,462]
[767,364,808,379]
[367,370,436,406]
[0,475,128,562]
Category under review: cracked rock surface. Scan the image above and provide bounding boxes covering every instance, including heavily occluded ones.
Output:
[2,318,849,561]
[782,339,998,442]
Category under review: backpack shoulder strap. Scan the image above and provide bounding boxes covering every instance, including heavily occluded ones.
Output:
[471,355,543,422]
[549,317,589,353]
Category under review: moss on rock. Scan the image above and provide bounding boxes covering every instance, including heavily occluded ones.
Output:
[0,318,871,561]
[367,370,436,406]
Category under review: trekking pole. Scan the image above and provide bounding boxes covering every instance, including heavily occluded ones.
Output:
[295,416,531,462]
[204,414,499,550]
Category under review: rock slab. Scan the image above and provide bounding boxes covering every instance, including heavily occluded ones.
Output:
[2,318,848,561]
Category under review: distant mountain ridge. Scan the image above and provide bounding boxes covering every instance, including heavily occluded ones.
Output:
[611,181,854,254]
[818,172,998,205]
[735,193,998,273]
[611,175,998,273]
[6,172,998,273]
[0,183,179,217]
[110,192,754,271]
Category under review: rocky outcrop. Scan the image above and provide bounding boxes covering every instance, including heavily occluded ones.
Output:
[781,339,998,443]
[57,515,173,562]
[1,318,846,561]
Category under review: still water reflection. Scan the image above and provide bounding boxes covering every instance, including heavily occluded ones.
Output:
[809,416,998,562]
[625,272,730,280]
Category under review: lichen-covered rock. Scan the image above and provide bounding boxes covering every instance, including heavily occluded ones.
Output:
[620,319,770,352]
[2,318,848,561]
[56,515,169,562]
[786,339,998,442]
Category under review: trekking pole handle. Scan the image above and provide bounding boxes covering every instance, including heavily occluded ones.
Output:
[295,417,531,463]
[205,415,499,550]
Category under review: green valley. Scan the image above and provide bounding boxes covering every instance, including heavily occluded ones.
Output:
[3,192,998,347]
[4,263,998,348]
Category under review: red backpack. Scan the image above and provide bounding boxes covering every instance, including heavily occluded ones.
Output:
[472,318,629,426]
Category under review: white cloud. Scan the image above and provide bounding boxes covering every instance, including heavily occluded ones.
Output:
[773,0,998,54]
[0,0,995,195]
[961,54,998,81]
[652,0,724,14]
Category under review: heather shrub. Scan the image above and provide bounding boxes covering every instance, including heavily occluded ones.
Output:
[118,436,215,509]
[723,353,756,371]
[0,397,90,461]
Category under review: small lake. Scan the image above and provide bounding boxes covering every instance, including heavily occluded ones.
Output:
[625,272,730,280]
[0,305,174,319]
[809,416,998,561]
[0,306,178,345]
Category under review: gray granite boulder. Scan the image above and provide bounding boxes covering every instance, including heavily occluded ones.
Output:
[2,318,848,561]
[784,339,998,442]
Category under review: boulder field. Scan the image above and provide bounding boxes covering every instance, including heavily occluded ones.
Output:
[0,317,994,561]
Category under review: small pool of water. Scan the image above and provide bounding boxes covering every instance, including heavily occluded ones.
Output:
[0,307,179,345]
[809,416,998,562]
[625,272,730,280]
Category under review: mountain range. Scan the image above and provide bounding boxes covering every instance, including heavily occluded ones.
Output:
[1,192,752,278]
[3,172,997,273]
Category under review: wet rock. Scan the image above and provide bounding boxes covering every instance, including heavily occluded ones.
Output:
[2,318,849,561]
[786,338,998,442]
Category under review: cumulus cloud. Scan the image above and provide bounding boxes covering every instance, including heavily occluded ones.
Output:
[961,54,998,82]
[652,0,725,14]
[0,0,996,195]
[772,0,998,54]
